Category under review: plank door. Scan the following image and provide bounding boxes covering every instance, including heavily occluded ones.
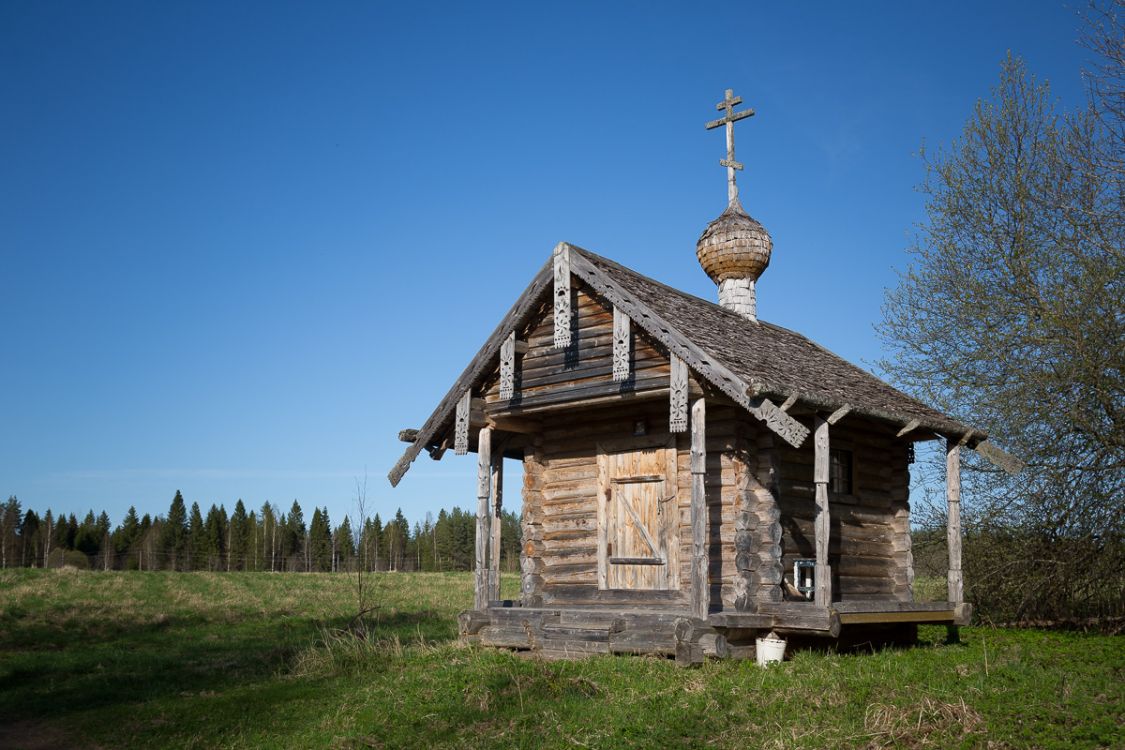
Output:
[597,438,679,591]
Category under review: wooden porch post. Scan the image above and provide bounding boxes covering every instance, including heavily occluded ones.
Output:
[690,398,709,619]
[946,439,963,637]
[813,416,833,607]
[489,451,503,602]
[474,426,492,611]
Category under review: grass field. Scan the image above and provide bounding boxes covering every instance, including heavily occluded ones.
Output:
[0,569,1121,749]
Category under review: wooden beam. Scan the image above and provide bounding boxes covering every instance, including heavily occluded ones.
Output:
[826,404,852,425]
[813,416,832,607]
[973,439,1025,475]
[499,331,516,401]
[489,449,503,602]
[612,305,631,382]
[428,434,451,461]
[946,440,963,607]
[690,398,708,619]
[474,426,492,610]
[778,394,798,412]
[552,243,572,349]
[485,416,542,435]
[838,610,955,625]
[895,419,921,438]
[454,390,471,456]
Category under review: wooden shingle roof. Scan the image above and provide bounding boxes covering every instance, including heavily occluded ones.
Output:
[389,243,1017,487]
[577,249,976,438]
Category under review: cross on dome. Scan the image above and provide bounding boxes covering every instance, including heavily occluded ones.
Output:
[705,88,755,205]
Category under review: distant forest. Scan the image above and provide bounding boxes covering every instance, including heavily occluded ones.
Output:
[0,493,521,573]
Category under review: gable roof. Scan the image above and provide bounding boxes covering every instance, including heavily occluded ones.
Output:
[576,249,977,438]
[389,243,1000,487]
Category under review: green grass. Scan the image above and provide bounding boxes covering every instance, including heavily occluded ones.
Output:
[0,569,1121,749]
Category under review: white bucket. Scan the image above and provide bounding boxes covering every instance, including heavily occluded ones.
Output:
[755,635,786,666]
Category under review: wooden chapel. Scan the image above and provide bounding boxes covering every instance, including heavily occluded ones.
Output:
[389,89,1022,662]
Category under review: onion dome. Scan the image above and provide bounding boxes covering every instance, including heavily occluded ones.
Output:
[696,197,772,285]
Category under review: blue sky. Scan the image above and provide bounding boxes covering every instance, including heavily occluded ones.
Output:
[1,1,1095,528]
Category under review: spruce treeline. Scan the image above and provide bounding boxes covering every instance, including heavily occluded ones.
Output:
[0,493,520,573]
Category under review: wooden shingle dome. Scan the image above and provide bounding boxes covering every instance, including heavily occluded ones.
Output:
[696,197,772,284]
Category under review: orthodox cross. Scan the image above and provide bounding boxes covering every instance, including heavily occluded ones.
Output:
[705,88,755,205]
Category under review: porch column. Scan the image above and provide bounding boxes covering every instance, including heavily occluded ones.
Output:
[813,416,833,607]
[474,426,492,610]
[690,398,708,619]
[946,439,963,606]
[489,450,503,602]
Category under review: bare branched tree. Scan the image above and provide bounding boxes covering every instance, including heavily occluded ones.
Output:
[879,37,1124,625]
[349,471,378,635]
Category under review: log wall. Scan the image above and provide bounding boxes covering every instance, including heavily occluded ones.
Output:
[483,285,670,410]
[775,416,912,601]
[517,399,747,610]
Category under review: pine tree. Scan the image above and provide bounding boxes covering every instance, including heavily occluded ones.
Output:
[335,517,355,572]
[161,491,189,570]
[309,508,332,572]
[188,502,205,570]
[118,507,140,568]
[228,500,249,571]
[95,511,112,570]
[244,510,257,568]
[20,509,40,567]
[369,514,383,571]
[73,511,100,559]
[287,500,306,572]
[260,501,277,572]
[1,496,22,568]
[204,504,226,571]
[138,513,155,571]
[434,509,451,571]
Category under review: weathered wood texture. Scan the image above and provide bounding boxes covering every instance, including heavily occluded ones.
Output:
[518,399,745,610]
[813,416,832,606]
[482,285,671,411]
[775,416,911,601]
[669,356,689,432]
[732,425,783,609]
[946,440,963,605]
[553,244,572,348]
[596,435,679,590]
[474,427,492,610]
[489,450,503,601]
[612,305,631,382]
[690,399,708,618]
[455,390,471,456]
[520,441,545,606]
[499,332,516,401]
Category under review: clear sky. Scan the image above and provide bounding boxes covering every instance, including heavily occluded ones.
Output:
[1,1,1096,528]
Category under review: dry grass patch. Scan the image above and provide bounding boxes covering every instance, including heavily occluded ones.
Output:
[862,695,985,748]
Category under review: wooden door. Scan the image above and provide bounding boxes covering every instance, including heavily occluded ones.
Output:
[597,438,679,590]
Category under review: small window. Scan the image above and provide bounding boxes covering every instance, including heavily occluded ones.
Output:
[829,448,853,495]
